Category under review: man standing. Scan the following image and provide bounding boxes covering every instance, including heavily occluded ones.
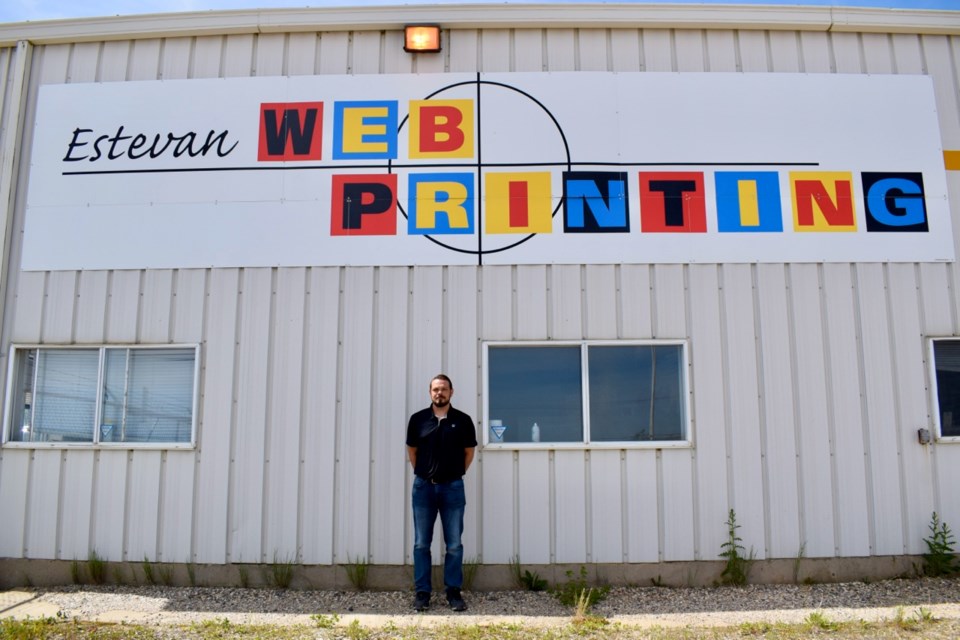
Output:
[406,374,477,612]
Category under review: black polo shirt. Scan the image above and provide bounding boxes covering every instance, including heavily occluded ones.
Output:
[406,405,477,482]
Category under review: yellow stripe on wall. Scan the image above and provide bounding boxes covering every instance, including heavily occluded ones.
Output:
[945,150,960,170]
[737,180,760,227]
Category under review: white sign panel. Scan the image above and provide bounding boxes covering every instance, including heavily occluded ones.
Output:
[22,72,952,270]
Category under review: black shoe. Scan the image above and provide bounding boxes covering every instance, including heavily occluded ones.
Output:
[446,588,467,612]
[414,591,431,611]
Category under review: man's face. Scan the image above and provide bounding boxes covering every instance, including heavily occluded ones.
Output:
[430,379,453,408]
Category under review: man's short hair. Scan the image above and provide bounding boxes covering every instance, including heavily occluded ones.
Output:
[431,374,453,389]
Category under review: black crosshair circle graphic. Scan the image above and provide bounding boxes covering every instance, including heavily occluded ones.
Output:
[387,77,573,258]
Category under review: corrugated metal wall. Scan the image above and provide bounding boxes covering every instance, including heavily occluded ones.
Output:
[1,12,959,569]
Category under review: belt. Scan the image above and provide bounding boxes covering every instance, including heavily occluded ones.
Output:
[426,476,455,485]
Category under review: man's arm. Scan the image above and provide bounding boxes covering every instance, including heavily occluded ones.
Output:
[464,447,475,472]
[407,445,417,468]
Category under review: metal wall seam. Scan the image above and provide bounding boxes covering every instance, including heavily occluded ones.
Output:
[0,41,30,350]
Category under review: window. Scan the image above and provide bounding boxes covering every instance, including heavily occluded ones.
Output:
[930,338,960,440]
[4,345,198,446]
[484,341,689,447]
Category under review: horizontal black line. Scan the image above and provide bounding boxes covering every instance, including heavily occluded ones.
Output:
[62,160,820,176]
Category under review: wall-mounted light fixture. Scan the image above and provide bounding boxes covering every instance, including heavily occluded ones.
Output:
[404,24,441,53]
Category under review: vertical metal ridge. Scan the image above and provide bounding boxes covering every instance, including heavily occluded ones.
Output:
[584,449,593,562]
[54,450,66,560]
[816,264,842,556]
[683,264,701,560]
[403,266,414,565]
[717,265,735,522]
[784,265,806,554]
[881,264,910,553]
[655,449,664,562]
[120,450,133,561]
[330,266,346,563]
[259,268,279,562]
[850,264,877,555]
[294,268,311,563]
[915,263,941,516]
[366,266,381,562]
[155,450,167,562]
[221,268,243,563]
[751,264,773,558]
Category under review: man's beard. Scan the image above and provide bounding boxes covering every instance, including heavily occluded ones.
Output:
[433,398,449,408]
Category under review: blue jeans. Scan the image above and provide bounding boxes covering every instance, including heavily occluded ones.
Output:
[412,476,466,593]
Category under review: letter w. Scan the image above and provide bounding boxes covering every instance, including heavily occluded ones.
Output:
[258,102,324,161]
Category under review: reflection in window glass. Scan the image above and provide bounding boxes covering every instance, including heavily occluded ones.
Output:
[488,346,582,443]
[102,350,127,442]
[934,340,960,438]
[485,342,688,445]
[21,349,99,443]
[589,345,684,441]
[7,346,196,445]
[124,349,195,443]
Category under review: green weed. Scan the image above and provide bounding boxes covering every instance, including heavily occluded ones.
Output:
[142,556,156,585]
[462,556,480,591]
[238,564,250,589]
[552,566,609,610]
[311,612,340,628]
[158,563,174,586]
[792,542,805,583]
[344,555,369,591]
[922,511,959,577]
[345,618,370,639]
[508,555,523,588]
[520,569,548,592]
[266,552,295,589]
[804,610,840,631]
[893,605,939,631]
[87,549,106,585]
[719,509,754,586]
[738,620,773,635]
[70,559,82,584]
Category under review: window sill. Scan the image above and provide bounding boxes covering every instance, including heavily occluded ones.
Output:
[0,441,196,451]
[482,440,692,451]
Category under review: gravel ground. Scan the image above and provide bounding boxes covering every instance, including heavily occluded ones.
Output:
[24,577,960,629]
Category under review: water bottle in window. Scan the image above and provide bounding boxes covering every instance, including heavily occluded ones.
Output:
[531,422,540,443]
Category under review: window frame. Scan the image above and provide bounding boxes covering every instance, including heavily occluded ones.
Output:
[928,337,960,443]
[482,339,692,450]
[2,344,200,450]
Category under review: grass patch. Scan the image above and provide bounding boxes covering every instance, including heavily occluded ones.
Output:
[265,552,295,589]
[521,569,548,592]
[344,555,369,591]
[142,557,156,585]
[70,559,82,584]
[311,613,340,629]
[462,556,479,591]
[0,615,957,639]
[803,610,841,631]
[87,549,106,585]
[238,564,250,589]
[508,555,524,589]
[158,563,174,586]
[552,566,609,611]
[892,605,940,631]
